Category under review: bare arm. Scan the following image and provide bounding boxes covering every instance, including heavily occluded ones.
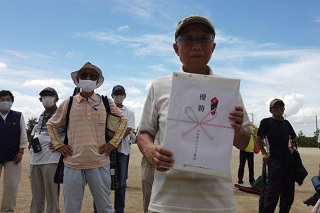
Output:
[137,131,174,172]
[290,136,298,152]
[256,136,269,164]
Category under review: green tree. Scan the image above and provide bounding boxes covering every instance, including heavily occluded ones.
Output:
[314,128,319,138]
[298,135,317,147]
[27,117,38,139]
[298,130,304,137]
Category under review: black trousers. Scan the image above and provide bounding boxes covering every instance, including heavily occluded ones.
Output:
[237,150,255,184]
[262,160,295,213]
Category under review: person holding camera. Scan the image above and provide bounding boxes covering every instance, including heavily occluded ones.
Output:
[28,87,63,213]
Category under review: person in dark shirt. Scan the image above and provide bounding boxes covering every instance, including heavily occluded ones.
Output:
[256,98,297,213]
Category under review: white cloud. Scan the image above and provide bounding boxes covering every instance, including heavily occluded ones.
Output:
[216,42,320,136]
[73,31,173,57]
[126,86,142,95]
[65,51,82,58]
[3,24,319,137]
[110,0,160,19]
[118,25,129,31]
[313,16,320,23]
[0,62,7,72]
[145,83,151,90]
[23,79,72,98]
[281,94,305,116]
[146,64,169,73]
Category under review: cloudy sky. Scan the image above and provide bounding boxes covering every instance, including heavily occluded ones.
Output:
[1,0,320,136]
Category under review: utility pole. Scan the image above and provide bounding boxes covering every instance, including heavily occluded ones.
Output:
[248,113,254,124]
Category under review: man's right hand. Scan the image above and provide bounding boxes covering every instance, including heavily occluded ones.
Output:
[144,144,174,172]
[56,145,73,157]
[262,152,269,165]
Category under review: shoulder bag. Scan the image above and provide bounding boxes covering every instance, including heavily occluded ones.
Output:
[54,96,73,184]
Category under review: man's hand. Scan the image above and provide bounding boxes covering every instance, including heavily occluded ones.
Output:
[13,152,23,164]
[56,145,73,157]
[262,152,269,165]
[229,105,244,131]
[48,143,56,152]
[229,106,251,149]
[144,144,174,172]
[99,143,116,156]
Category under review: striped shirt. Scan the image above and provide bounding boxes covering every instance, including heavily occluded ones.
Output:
[47,93,127,169]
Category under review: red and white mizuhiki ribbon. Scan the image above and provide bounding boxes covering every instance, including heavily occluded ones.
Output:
[167,107,232,141]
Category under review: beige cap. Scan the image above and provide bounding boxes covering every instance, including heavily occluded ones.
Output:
[71,62,104,88]
[175,15,216,39]
[39,87,58,97]
[269,98,285,109]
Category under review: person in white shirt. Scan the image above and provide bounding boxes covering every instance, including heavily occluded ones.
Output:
[28,87,64,213]
[137,15,252,213]
[111,85,135,213]
[0,90,28,212]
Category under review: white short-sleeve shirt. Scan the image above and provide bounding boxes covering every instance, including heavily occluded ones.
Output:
[117,106,135,155]
[139,67,252,213]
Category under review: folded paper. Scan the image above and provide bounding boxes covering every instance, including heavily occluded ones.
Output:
[163,72,240,176]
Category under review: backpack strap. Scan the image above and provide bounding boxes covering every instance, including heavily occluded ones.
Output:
[63,96,73,145]
[101,95,120,191]
[101,95,111,114]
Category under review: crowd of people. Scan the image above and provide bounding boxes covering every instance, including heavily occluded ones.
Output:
[0,15,318,213]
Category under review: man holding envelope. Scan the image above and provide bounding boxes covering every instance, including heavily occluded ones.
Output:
[137,15,252,212]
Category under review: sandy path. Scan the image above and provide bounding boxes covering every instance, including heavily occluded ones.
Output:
[0,145,318,212]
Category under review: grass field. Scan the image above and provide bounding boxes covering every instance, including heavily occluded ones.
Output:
[0,145,318,212]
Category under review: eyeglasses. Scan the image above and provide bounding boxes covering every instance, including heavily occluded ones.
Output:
[176,34,214,46]
[78,72,99,81]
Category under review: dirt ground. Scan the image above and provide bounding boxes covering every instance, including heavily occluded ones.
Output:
[0,145,318,212]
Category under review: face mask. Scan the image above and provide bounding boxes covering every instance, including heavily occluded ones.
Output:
[113,95,125,104]
[79,79,97,92]
[0,101,13,111]
[41,96,56,108]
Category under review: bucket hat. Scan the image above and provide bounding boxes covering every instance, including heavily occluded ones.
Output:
[71,62,104,88]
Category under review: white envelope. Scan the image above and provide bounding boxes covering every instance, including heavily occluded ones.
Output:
[163,72,240,177]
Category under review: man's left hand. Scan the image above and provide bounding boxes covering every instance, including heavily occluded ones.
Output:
[229,105,244,133]
[230,106,251,150]
[99,143,116,156]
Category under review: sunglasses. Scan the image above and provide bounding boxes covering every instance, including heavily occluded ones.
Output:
[78,72,99,81]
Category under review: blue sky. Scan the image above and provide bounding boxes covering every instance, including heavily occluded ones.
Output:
[1,0,320,136]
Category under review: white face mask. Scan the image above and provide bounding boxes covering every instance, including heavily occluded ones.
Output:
[79,79,97,92]
[41,96,56,108]
[113,95,125,104]
[0,101,13,111]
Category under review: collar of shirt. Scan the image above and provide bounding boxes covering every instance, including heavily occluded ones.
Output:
[41,106,57,118]
[74,93,100,103]
[120,105,126,111]
[179,66,214,76]
[271,115,284,121]
[0,110,11,120]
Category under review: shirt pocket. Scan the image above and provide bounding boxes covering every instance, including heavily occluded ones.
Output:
[98,108,107,125]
